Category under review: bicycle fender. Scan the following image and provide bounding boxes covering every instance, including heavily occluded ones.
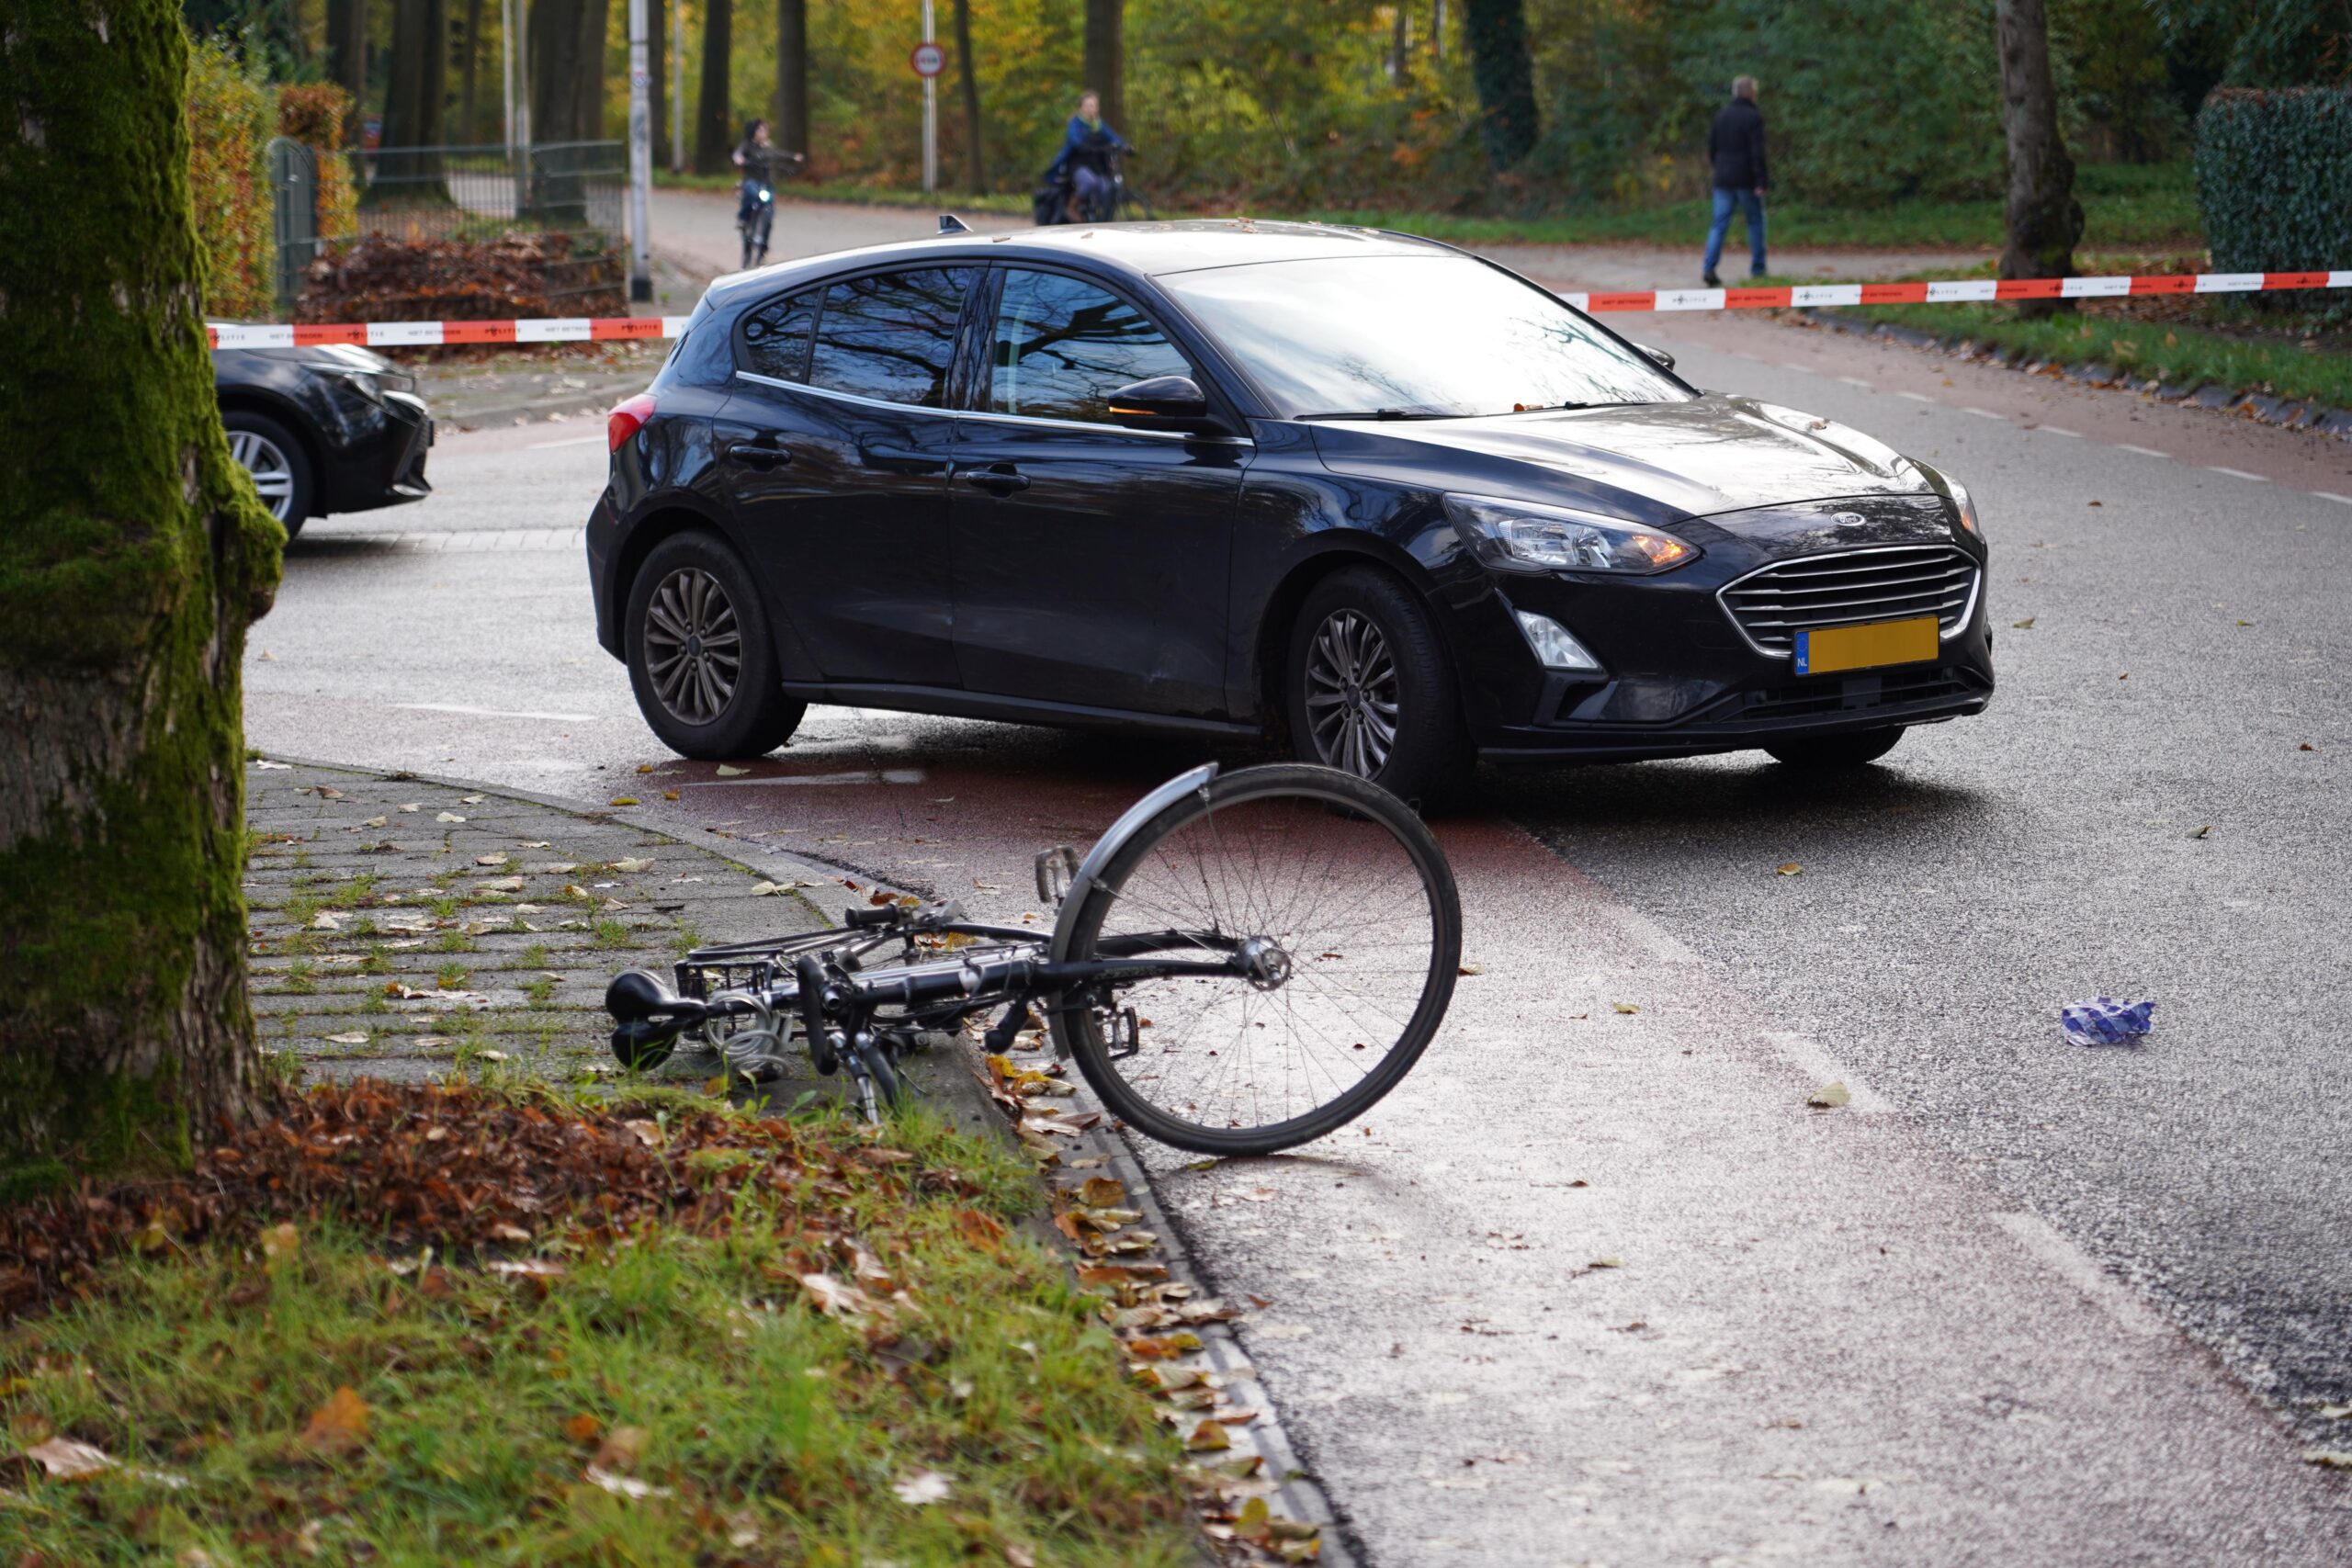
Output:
[1046,761,1219,967]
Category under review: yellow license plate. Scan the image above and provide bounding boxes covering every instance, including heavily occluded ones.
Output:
[1794,615,1939,676]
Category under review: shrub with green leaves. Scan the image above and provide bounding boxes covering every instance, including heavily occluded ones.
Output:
[2194,87,2352,273]
[185,33,274,319]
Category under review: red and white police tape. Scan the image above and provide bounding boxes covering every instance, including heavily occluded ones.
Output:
[206,268,2352,347]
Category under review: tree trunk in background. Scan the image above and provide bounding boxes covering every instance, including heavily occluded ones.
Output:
[1462,0,1535,166]
[775,0,808,157]
[953,0,985,191]
[1388,2,1408,85]
[527,0,608,220]
[695,0,732,174]
[1432,0,1445,62]
[327,0,368,120]
[374,0,451,196]
[459,0,485,141]
[0,0,282,1195]
[1083,0,1122,133]
[650,0,668,167]
[1995,0,2083,316]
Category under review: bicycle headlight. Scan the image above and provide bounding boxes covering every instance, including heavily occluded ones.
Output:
[1445,493,1697,575]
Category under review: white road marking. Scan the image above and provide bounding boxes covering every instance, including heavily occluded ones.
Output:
[1762,1032,1896,1114]
[2118,445,2169,458]
[1991,1212,2168,1339]
[396,702,601,722]
[673,768,927,787]
[2037,425,2083,438]
[2204,466,2268,482]
[1895,390,1933,402]
[526,434,606,449]
[1837,376,1874,389]
[2314,491,2352,506]
[1962,407,2007,421]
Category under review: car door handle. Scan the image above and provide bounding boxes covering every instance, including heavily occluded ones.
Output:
[957,465,1030,495]
[727,441,790,467]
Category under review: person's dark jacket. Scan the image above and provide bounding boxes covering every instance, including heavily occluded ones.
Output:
[1708,97,1767,191]
[1046,114,1126,179]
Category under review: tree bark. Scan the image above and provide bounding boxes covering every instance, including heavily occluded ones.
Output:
[953,0,985,192]
[650,0,667,167]
[327,0,368,113]
[0,0,281,1196]
[1083,0,1122,134]
[1388,1,1409,85]
[1462,0,1535,167]
[774,0,808,159]
[373,0,451,197]
[695,0,733,175]
[526,0,608,220]
[1995,0,2083,316]
[459,0,485,141]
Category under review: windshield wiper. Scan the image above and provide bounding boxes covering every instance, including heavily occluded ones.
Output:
[1296,408,1455,422]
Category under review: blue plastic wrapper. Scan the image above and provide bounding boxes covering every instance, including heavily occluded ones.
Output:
[2060,997,2155,1046]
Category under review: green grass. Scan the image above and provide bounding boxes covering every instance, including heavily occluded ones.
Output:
[0,1107,1196,1566]
[592,919,632,950]
[680,160,2202,253]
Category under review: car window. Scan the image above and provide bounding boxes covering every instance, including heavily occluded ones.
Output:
[1158,254,1689,419]
[738,288,820,382]
[990,269,1192,423]
[806,268,973,408]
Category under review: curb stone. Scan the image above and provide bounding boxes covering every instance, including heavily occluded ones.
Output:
[1792,306,2352,441]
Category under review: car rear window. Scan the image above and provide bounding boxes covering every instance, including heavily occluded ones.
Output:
[739,288,820,382]
[807,268,974,408]
[989,270,1193,424]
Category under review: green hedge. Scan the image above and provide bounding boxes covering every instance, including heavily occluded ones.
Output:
[2193,87,2352,274]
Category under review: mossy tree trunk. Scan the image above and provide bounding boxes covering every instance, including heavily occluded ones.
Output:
[1995,0,2083,318]
[1463,0,1537,168]
[0,0,284,1197]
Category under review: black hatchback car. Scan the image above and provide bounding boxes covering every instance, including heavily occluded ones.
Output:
[212,339,433,537]
[587,221,1991,802]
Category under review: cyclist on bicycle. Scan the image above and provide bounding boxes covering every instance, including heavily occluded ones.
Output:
[731,118,803,267]
[1044,90,1127,222]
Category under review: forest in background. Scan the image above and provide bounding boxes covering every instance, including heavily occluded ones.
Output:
[194,0,2346,216]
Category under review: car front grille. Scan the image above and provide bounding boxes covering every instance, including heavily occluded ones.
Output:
[1702,666,1992,725]
[1719,545,1980,656]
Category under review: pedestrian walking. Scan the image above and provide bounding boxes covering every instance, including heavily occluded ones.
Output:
[1702,75,1768,287]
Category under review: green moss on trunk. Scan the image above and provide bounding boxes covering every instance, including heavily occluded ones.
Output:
[0,0,284,1184]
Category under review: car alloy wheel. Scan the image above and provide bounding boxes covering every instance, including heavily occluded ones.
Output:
[227,427,298,521]
[1303,608,1401,779]
[641,566,743,728]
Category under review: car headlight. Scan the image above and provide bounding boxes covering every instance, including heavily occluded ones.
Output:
[1444,493,1697,575]
[1917,463,1982,539]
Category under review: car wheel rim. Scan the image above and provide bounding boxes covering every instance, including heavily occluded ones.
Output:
[642,567,742,728]
[226,429,296,522]
[1303,609,1399,780]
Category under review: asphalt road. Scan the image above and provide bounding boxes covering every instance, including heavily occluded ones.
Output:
[243,198,2352,1562]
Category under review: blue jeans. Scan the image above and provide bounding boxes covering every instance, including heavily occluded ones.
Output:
[1704,187,1767,277]
[1072,164,1113,217]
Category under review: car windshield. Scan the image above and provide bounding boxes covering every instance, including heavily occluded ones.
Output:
[1158,254,1690,420]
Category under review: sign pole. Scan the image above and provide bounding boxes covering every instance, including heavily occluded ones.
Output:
[628,0,653,301]
[921,0,937,197]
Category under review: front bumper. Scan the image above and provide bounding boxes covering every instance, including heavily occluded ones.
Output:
[321,389,433,514]
[1454,494,1996,761]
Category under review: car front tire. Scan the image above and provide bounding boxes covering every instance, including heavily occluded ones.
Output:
[1283,565,1469,808]
[222,410,312,539]
[1764,726,1905,770]
[625,531,805,760]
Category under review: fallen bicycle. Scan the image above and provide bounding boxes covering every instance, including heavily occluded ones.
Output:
[605,761,1460,1156]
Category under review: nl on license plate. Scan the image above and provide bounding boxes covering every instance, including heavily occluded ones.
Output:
[1794,615,1939,676]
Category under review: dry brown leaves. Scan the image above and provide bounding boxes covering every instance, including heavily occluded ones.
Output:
[0,1081,973,1322]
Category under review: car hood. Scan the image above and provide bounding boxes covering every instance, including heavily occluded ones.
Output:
[1306,393,1936,524]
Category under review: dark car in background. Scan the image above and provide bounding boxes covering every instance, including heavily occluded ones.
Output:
[586,220,1992,804]
[212,339,433,536]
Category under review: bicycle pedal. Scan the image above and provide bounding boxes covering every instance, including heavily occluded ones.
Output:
[1109,1005,1141,1060]
[1035,844,1081,905]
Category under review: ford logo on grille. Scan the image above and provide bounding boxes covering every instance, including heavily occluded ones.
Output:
[1832,511,1869,528]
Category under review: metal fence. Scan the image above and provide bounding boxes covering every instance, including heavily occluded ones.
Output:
[270,141,627,311]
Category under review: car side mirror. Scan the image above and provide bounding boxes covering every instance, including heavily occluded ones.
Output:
[1638,344,1676,372]
[1106,375,1224,434]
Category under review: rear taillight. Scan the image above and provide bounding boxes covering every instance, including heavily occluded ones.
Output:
[608,392,658,453]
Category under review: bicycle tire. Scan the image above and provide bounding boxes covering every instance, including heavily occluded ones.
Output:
[849,1035,902,1122]
[1051,763,1460,1156]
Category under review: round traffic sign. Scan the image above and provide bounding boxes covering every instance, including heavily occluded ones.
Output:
[910,41,945,78]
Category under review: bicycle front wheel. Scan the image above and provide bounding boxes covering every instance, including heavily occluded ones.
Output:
[1053,764,1459,1155]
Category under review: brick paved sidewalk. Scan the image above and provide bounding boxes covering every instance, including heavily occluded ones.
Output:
[242,758,989,1130]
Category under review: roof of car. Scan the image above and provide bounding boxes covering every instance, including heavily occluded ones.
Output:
[704,219,1454,310]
